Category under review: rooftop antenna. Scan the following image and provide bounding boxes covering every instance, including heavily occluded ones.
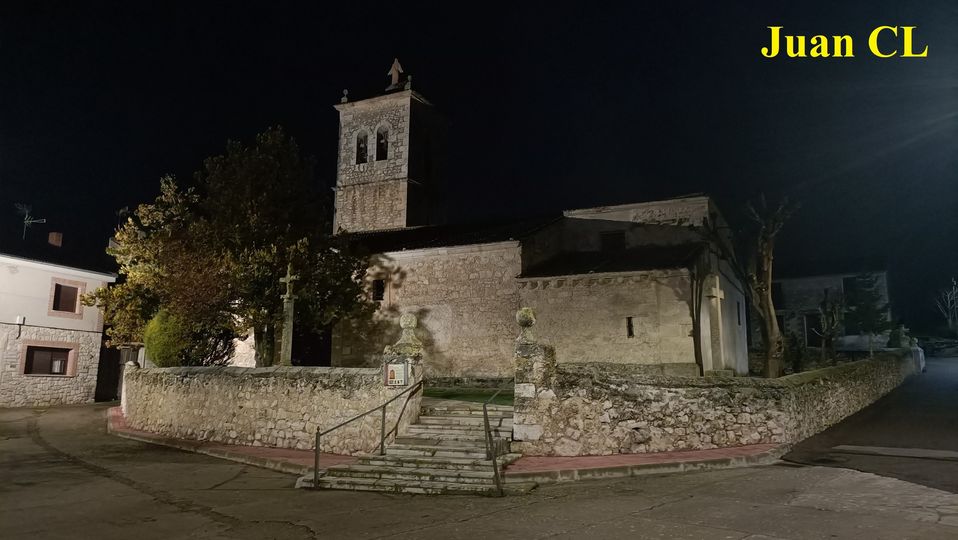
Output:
[14,203,46,240]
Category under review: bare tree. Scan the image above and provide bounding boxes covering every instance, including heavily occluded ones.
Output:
[936,278,958,336]
[813,288,843,364]
[746,196,797,378]
[697,195,796,378]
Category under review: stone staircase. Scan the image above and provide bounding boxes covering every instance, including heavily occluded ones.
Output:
[300,398,524,495]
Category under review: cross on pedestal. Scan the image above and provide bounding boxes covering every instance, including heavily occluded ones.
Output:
[279,263,299,366]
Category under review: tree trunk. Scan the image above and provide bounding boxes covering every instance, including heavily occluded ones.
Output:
[254,323,276,367]
[758,244,783,378]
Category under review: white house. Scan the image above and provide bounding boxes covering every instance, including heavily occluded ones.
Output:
[0,253,116,407]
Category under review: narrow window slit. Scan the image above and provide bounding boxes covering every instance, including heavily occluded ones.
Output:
[626,316,635,338]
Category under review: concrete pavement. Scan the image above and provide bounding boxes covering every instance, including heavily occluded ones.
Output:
[3,404,958,539]
[786,356,958,493]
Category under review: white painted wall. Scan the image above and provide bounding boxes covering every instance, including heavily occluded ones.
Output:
[0,254,115,332]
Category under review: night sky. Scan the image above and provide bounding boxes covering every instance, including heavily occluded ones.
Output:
[1,2,956,328]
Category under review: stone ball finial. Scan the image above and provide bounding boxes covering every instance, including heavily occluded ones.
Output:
[341,89,349,103]
[516,307,536,328]
[399,313,417,330]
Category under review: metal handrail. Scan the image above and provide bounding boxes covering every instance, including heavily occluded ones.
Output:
[312,379,424,488]
[482,377,514,497]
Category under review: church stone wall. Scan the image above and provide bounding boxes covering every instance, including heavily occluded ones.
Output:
[517,270,697,367]
[331,242,522,379]
[334,180,408,233]
[335,94,410,187]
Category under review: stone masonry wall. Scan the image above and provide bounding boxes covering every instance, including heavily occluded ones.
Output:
[332,242,522,378]
[0,322,101,407]
[123,365,423,454]
[517,270,697,367]
[511,310,916,456]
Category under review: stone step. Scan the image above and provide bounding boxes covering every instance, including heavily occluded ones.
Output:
[325,464,495,484]
[405,425,512,438]
[316,476,498,495]
[422,409,514,418]
[420,399,513,415]
[356,453,496,471]
[400,430,501,443]
[386,444,489,459]
[417,415,513,428]
[393,436,488,449]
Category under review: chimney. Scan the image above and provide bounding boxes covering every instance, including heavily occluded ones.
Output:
[48,232,63,247]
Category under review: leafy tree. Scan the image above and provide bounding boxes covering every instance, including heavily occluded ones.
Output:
[87,127,372,366]
[844,273,890,356]
[190,127,372,366]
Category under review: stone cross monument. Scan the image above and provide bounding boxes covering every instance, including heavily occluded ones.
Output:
[279,263,299,366]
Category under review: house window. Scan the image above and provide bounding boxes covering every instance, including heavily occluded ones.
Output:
[626,317,635,338]
[372,279,386,302]
[842,276,858,297]
[600,230,625,252]
[356,131,369,164]
[53,283,79,312]
[376,127,389,161]
[771,282,785,309]
[25,346,70,375]
[804,313,823,348]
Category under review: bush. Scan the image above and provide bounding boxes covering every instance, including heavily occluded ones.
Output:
[143,309,189,367]
[144,308,236,367]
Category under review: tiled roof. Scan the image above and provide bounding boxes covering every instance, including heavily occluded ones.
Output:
[520,243,706,278]
[342,215,563,253]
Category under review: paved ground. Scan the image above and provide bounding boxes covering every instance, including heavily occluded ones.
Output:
[4,404,958,539]
[787,356,958,493]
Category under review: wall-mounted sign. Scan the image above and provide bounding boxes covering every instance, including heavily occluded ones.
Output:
[385,361,408,386]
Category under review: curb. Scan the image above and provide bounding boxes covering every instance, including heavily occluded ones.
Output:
[106,409,309,476]
[503,445,789,485]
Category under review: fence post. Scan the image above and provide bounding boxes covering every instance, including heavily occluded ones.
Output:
[314,430,320,488]
[380,405,387,455]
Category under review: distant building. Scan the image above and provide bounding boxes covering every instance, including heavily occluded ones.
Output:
[328,64,750,377]
[768,265,892,351]
[0,253,116,407]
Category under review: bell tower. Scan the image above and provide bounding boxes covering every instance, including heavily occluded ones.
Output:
[332,59,446,233]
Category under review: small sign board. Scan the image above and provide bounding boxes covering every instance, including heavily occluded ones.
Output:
[385,361,408,386]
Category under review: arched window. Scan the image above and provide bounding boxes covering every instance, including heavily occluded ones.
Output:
[355,131,368,164]
[376,127,389,161]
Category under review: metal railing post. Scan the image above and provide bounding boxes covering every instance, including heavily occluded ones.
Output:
[380,405,387,455]
[314,430,320,488]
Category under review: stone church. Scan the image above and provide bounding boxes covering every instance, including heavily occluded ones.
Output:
[330,62,749,378]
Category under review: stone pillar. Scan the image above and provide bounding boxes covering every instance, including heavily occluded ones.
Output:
[512,308,555,445]
[120,360,139,416]
[382,313,424,385]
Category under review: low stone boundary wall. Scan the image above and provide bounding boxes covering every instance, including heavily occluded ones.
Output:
[511,309,918,456]
[122,365,422,455]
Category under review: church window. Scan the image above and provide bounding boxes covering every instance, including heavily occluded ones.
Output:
[372,279,386,302]
[356,131,369,164]
[600,230,625,252]
[376,127,389,161]
[626,317,635,338]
